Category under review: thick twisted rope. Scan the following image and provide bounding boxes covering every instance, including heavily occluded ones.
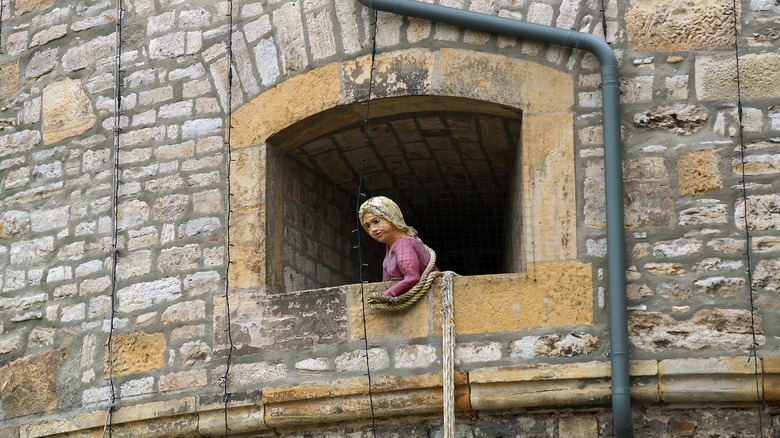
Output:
[440,271,456,438]
[367,245,440,311]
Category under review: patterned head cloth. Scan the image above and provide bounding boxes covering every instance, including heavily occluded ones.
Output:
[358,196,418,238]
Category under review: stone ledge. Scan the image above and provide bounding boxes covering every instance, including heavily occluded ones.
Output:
[5,356,775,437]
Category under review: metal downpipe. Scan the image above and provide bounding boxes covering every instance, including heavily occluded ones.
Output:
[355,1,632,436]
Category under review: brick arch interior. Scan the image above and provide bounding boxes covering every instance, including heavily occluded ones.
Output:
[228,48,576,294]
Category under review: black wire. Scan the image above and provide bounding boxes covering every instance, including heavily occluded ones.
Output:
[0,0,4,54]
[222,0,237,436]
[599,0,610,44]
[731,0,764,435]
[103,1,124,436]
[354,9,380,438]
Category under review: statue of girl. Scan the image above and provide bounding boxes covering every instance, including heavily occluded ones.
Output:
[358,196,438,298]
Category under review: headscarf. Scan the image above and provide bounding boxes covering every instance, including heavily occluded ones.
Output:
[358,196,418,238]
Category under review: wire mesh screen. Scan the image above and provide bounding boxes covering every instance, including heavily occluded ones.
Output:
[267,101,522,292]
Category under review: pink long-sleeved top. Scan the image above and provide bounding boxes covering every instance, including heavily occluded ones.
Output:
[381,237,436,297]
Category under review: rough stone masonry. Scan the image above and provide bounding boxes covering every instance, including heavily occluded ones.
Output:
[1,0,780,436]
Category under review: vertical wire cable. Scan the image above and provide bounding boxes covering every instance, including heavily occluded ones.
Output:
[354,9,380,438]
[0,0,4,54]
[731,1,764,435]
[599,0,610,44]
[220,0,237,436]
[103,1,124,436]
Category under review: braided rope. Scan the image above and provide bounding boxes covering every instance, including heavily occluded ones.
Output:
[440,271,456,438]
[368,245,440,311]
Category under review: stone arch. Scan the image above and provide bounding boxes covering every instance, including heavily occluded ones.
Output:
[228,48,576,292]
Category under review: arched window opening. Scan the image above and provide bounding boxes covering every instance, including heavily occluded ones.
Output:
[266,96,522,293]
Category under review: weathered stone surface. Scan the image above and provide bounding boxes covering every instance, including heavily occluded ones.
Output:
[394,344,437,369]
[158,370,207,393]
[659,357,764,403]
[694,276,745,297]
[455,342,502,365]
[42,78,97,145]
[736,194,780,231]
[342,49,434,102]
[634,104,708,135]
[0,60,19,100]
[559,416,598,438]
[734,154,780,175]
[652,238,703,257]
[626,0,737,51]
[0,349,65,417]
[262,373,469,427]
[753,259,780,291]
[521,113,577,262]
[0,210,31,239]
[434,263,593,335]
[15,0,53,15]
[62,34,115,72]
[335,348,389,372]
[676,150,722,196]
[509,333,599,359]
[657,283,692,300]
[437,48,574,111]
[623,157,675,228]
[116,278,182,313]
[679,202,728,225]
[214,288,347,355]
[696,53,780,100]
[629,310,762,352]
[108,332,165,377]
[232,63,340,148]
[470,361,659,410]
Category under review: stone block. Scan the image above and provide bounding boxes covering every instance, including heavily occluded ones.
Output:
[214,288,347,356]
[42,78,97,145]
[197,404,268,436]
[626,0,737,51]
[634,104,708,135]
[0,349,65,417]
[659,357,762,403]
[469,360,658,410]
[623,157,675,228]
[232,63,340,148]
[696,53,780,100]
[395,344,437,369]
[262,373,469,427]
[15,0,53,15]
[629,310,762,352]
[521,113,577,262]
[677,149,722,196]
[437,48,573,112]
[735,154,780,175]
[62,34,115,72]
[753,259,780,291]
[342,49,434,103]
[214,362,286,389]
[763,356,780,401]
[736,194,780,231]
[116,277,182,313]
[679,202,728,225]
[0,60,19,100]
[559,416,598,438]
[335,348,389,372]
[347,281,432,341]
[108,332,166,377]
[432,263,593,335]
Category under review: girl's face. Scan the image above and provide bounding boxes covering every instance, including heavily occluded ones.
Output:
[362,212,402,245]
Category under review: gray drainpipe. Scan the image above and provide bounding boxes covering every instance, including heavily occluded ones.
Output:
[354,1,632,436]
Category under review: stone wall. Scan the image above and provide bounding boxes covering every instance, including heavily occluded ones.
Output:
[1,0,780,436]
